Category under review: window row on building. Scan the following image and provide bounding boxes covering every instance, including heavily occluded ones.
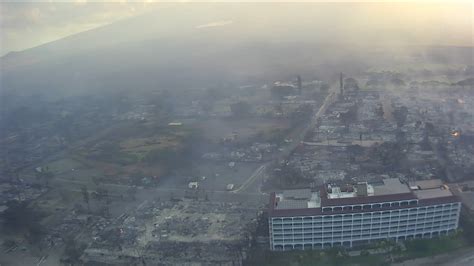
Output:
[272,229,455,251]
[272,222,458,239]
[271,213,459,230]
[321,199,419,213]
[271,203,460,225]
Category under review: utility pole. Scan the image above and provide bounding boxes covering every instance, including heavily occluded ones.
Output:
[340,72,344,96]
[297,75,302,95]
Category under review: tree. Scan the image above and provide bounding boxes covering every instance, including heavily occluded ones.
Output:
[460,212,474,245]
[375,239,394,254]
[391,242,403,262]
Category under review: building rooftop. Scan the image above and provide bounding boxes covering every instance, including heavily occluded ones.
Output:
[409,180,453,199]
[276,200,308,210]
[270,178,457,214]
[414,187,453,199]
[373,178,411,196]
[282,189,312,200]
[275,189,321,210]
[409,179,444,190]
[327,178,410,199]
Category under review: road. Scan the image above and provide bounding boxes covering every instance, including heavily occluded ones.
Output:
[53,176,267,204]
[233,85,339,194]
[232,164,267,193]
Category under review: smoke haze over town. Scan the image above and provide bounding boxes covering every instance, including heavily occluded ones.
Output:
[0,1,473,265]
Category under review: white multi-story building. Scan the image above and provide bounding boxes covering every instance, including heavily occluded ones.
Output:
[268,178,461,251]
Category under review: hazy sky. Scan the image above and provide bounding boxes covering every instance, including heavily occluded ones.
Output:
[0,1,157,56]
[0,1,473,56]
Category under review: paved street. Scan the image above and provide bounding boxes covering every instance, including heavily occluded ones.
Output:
[234,84,339,195]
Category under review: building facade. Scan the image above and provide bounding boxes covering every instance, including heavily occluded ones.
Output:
[268,179,461,251]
